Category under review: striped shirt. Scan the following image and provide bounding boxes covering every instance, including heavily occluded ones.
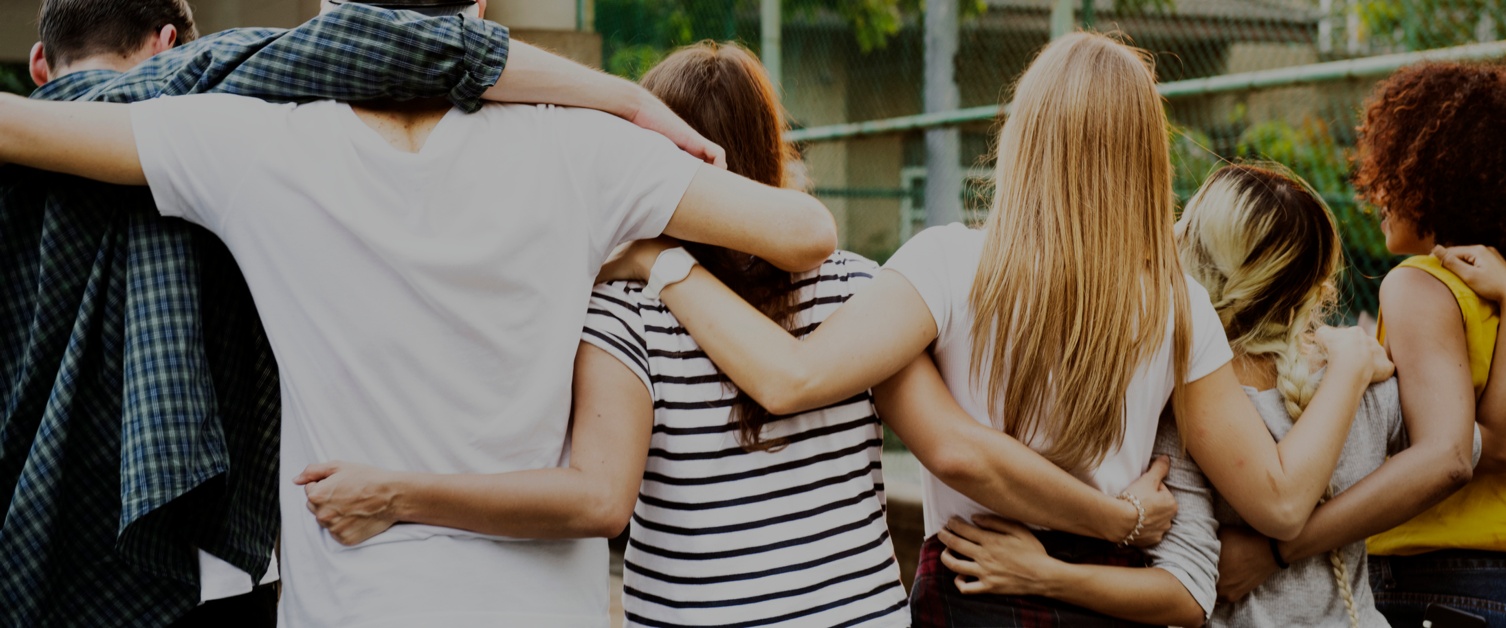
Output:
[582,252,909,628]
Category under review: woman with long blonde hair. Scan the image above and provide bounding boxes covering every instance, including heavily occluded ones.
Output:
[940,164,1481,626]
[601,32,1390,626]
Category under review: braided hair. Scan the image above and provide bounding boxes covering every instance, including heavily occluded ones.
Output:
[1176,163,1359,627]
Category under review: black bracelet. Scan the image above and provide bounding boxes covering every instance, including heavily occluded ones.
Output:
[1268,536,1290,569]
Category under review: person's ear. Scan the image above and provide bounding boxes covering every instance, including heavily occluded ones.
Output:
[29,42,50,86]
[150,24,178,54]
[474,0,488,18]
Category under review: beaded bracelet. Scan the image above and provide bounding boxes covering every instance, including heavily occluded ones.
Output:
[1116,492,1145,546]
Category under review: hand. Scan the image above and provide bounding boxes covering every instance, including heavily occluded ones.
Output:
[1316,325,1393,384]
[597,237,680,284]
[293,460,403,546]
[1435,244,1506,303]
[1216,526,1280,602]
[938,515,1060,596]
[629,94,727,168]
[1118,455,1178,547]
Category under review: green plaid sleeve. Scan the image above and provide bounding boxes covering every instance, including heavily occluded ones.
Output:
[89,3,509,112]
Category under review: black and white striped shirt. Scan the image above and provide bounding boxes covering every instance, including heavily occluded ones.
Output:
[582,252,908,628]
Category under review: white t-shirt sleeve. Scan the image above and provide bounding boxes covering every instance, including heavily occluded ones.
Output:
[131,94,288,234]
[1183,277,1235,383]
[581,282,653,395]
[551,108,703,261]
[1147,412,1220,618]
[882,224,969,338]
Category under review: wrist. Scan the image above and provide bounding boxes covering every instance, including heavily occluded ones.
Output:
[1036,559,1080,598]
[386,473,421,523]
[1099,495,1140,543]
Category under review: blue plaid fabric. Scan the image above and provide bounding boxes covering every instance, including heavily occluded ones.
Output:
[0,6,509,626]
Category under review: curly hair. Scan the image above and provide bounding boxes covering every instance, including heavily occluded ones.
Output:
[1354,62,1506,250]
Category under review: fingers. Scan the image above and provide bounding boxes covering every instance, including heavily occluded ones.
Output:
[1141,455,1171,483]
[954,575,989,595]
[937,527,984,558]
[293,461,339,485]
[704,143,727,169]
[940,548,983,578]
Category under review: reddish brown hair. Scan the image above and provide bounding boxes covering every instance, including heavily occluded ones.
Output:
[1354,62,1506,249]
[640,42,801,451]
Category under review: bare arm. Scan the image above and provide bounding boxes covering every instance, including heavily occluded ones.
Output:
[637,262,935,413]
[483,41,725,167]
[874,355,1176,546]
[1181,326,1387,540]
[1433,244,1506,474]
[938,516,1206,627]
[0,94,143,185]
[295,343,651,543]
[663,167,838,273]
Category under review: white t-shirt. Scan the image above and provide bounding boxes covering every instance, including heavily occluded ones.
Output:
[132,94,703,628]
[882,223,1233,537]
[198,551,277,603]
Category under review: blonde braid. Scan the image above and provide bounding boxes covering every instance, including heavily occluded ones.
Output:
[1178,163,1353,624]
[1323,498,1362,628]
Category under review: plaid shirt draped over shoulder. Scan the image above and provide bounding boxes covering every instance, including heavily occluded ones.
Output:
[0,6,508,626]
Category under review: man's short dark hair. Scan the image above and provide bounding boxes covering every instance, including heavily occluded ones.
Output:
[38,0,198,68]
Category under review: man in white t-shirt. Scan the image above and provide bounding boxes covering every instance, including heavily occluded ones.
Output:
[0,22,835,628]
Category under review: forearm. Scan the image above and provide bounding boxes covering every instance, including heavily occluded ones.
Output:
[391,468,626,539]
[1258,363,1370,536]
[949,434,1134,540]
[0,95,143,185]
[483,41,645,119]
[658,268,932,414]
[1278,443,1467,562]
[1041,563,1206,627]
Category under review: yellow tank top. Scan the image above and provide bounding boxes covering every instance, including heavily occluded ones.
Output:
[1370,255,1506,555]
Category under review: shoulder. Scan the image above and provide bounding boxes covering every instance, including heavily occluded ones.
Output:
[1380,262,1465,330]
[884,223,982,277]
[800,250,879,284]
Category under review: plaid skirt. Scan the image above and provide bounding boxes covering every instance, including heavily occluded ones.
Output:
[910,531,1157,627]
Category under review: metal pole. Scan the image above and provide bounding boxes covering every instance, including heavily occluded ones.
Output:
[1081,0,1096,29]
[576,0,585,32]
[1051,0,1076,39]
[924,0,963,227]
[787,40,1506,143]
[761,0,782,95]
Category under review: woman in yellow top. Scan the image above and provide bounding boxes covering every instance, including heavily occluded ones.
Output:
[1354,62,1506,625]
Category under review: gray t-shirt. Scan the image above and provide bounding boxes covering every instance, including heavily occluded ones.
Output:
[1210,379,1403,627]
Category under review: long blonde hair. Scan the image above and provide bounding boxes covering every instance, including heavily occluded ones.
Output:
[1176,163,1358,627]
[968,32,1191,473]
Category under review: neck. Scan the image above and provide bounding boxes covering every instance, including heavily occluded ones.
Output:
[52,53,142,79]
[351,97,455,153]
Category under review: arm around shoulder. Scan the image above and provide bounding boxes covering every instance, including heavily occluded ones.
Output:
[665,164,836,273]
[0,94,144,185]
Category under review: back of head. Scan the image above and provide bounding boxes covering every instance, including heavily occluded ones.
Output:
[640,42,799,451]
[1354,62,1506,250]
[39,0,197,68]
[969,32,1184,472]
[1177,164,1342,419]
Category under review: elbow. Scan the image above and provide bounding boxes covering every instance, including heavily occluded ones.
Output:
[749,367,824,416]
[1443,445,1475,490]
[1250,501,1307,542]
[576,487,636,538]
[1174,607,1208,628]
[776,195,837,272]
[924,443,987,492]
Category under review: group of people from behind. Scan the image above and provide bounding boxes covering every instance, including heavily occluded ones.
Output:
[2,0,1506,626]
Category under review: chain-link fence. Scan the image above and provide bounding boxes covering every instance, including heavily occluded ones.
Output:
[597,0,1506,318]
